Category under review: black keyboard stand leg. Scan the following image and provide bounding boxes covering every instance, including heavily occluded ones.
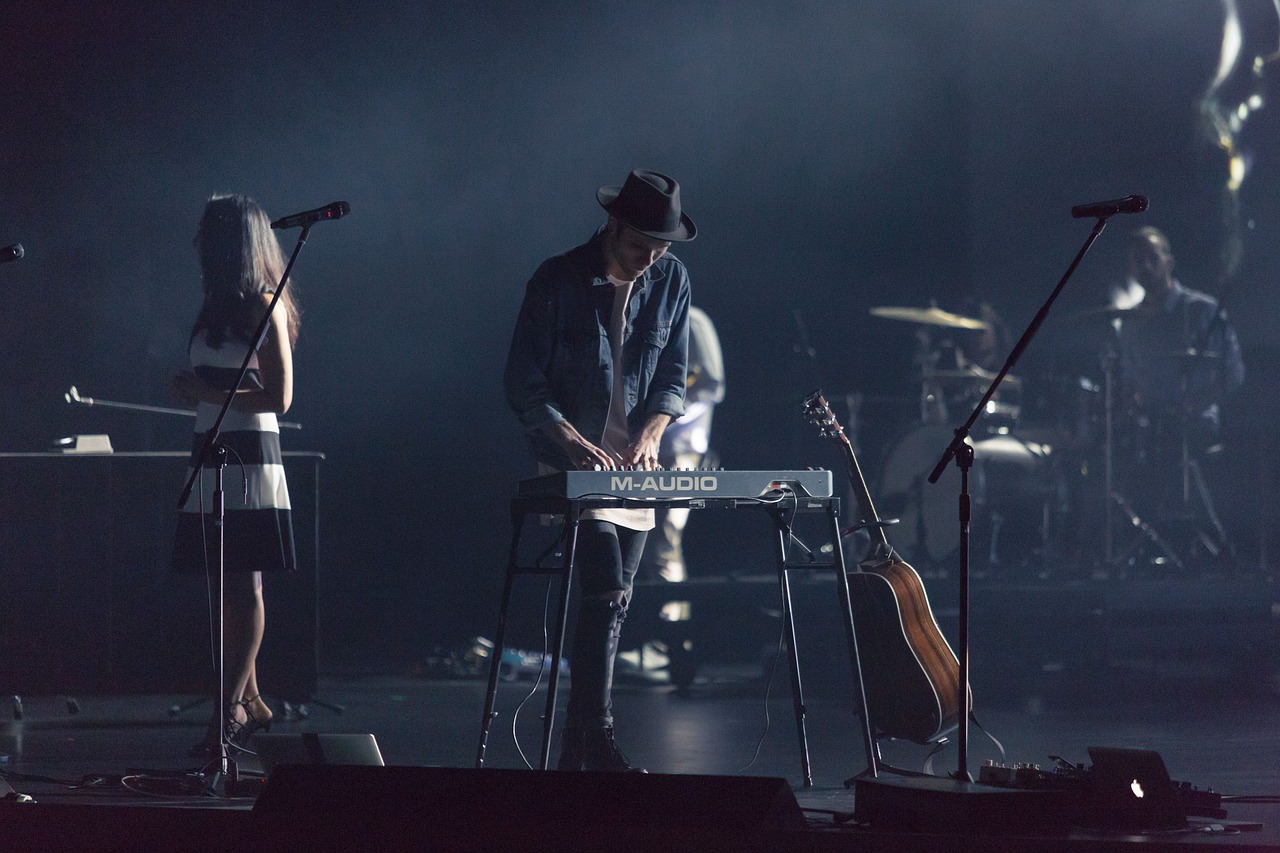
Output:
[771,506,813,789]
[476,508,528,769]
[539,515,579,770]
[827,504,881,780]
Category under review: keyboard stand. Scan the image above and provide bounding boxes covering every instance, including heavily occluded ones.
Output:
[474,493,877,789]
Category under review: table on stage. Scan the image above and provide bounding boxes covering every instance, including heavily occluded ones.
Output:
[0,450,323,700]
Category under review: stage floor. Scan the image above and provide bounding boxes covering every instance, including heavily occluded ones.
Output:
[2,657,1278,851]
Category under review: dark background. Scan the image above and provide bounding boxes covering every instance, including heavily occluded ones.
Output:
[2,1,1278,673]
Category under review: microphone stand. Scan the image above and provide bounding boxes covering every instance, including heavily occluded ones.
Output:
[926,214,1113,783]
[176,221,313,796]
[66,386,302,429]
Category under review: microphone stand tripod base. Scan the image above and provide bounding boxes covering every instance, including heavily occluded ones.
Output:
[203,752,239,798]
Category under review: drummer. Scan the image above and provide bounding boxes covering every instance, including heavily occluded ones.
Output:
[1113,226,1244,452]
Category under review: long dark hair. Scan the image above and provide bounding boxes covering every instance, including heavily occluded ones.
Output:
[191,194,300,348]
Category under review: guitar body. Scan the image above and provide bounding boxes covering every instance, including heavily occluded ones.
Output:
[848,559,962,744]
[803,390,966,745]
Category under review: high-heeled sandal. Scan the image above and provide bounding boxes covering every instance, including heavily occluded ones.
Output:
[187,710,245,759]
[186,696,273,758]
[232,694,273,739]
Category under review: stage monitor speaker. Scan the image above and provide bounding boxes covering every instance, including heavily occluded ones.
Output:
[253,732,385,777]
[252,765,806,851]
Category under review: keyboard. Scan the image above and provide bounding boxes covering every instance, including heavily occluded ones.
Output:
[517,469,833,500]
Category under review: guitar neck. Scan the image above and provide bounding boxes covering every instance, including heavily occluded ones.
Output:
[832,431,893,552]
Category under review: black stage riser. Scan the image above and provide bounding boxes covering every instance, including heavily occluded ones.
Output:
[251,765,807,852]
[0,803,246,853]
[3,772,1276,853]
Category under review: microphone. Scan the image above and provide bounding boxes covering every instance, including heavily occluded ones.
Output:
[270,201,350,230]
[1,243,23,263]
[1071,195,1148,219]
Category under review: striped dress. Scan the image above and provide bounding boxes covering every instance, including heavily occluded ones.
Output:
[171,328,296,574]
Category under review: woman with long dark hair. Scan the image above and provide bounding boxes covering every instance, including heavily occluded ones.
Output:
[171,194,300,757]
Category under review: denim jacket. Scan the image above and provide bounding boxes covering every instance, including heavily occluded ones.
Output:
[504,230,690,469]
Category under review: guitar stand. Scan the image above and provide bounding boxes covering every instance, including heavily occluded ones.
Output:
[474,491,873,789]
[839,519,952,788]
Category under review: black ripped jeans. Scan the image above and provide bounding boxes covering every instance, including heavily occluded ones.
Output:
[564,520,648,730]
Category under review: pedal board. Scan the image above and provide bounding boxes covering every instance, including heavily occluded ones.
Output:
[977,759,1226,820]
[977,761,1071,789]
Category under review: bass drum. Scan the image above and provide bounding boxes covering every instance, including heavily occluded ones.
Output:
[876,425,1061,573]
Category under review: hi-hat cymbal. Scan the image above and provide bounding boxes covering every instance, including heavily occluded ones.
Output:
[870,305,989,330]
[1069,304,1160,321]
[1148,348,1223,361]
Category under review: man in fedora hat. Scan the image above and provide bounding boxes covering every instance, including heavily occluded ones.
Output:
[504,168,696,771]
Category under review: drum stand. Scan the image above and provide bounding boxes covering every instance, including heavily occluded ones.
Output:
[913,329,948,425]
[1104,353,1228,571]
[1179,448,1230,563]
[1100,344,1184,570]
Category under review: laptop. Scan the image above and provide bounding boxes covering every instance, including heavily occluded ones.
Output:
[253,733,385,778]
[1085,746,1186,832]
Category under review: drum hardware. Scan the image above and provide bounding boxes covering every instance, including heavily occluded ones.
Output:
[889,330,1022,431]
[935,369,1024,432]
[911,331,950,425]
[1095,319,1231,570]
[1101,340,1121,564]
[1163,365,1231,565]
[1109,493,1184,570]
[870,305,1040,568]
[1097,321,1178,569]
[872,304,993,424]
[980,399,1021,435]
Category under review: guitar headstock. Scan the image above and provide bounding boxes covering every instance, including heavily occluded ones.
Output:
[804,390,891,551]
[802,390,845,439]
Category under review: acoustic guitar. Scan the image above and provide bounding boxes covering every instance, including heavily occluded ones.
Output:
[803,390,964,744]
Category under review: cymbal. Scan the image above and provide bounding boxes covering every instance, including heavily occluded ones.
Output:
[1069,304,1161,321]
[1148,348,1222,361]
[928,367,1022,388]
[870,305,989,330]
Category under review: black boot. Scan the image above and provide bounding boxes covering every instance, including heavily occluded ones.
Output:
[556,726,586,771]
[582,726,646,773]
[557,726,646,772]
[559,598,643,771]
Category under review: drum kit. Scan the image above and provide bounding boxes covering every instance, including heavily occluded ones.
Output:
[861,303,1056,574]
[860,301,1229,576]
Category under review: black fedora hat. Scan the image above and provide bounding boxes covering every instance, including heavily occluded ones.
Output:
[597,169,696,242]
